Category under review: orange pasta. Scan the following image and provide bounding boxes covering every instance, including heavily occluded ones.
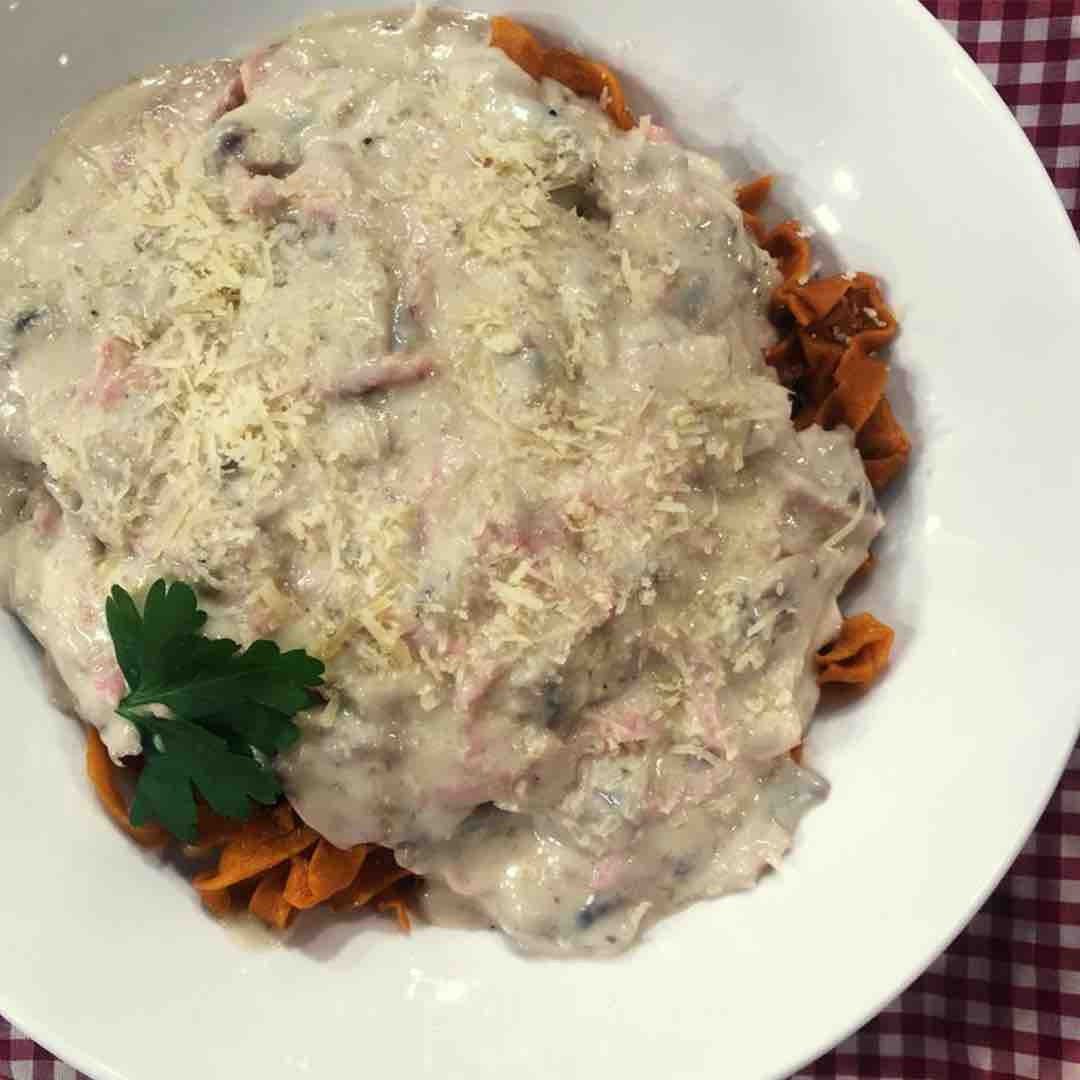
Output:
[191,819,319,894]
[190,811,414,929]
[283,840,371,909]
[189,809,414,929]
[733,176,910,688]
[816,614,896,686]
[248,862,295,931]
[489,15,546,79]
[331,847,414,912]
[858,397,911,491]
[199,886,232,918]
[377,883,416,933]
[83,727,415,931]
[490,16,635,130]
[85,727,168,848]
[735,177,911,494]
[80,24,911,935]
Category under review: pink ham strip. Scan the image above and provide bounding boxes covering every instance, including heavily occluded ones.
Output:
[333,352,436,397]
[210,73,246,121]
[84,337,142,408]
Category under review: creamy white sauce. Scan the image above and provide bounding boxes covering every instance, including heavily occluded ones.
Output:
[0,7,882,954]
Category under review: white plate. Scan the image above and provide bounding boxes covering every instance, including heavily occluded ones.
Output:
[1,2,1078,1078]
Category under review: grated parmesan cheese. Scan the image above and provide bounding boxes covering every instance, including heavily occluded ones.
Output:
[0,7,884,957]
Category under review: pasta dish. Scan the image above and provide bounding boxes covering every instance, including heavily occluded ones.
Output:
[0,7,909,953]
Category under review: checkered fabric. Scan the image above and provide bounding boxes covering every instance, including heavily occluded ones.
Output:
[926,0,1079,230]
[2,4,1077,1079]
[795,745,1080,1079]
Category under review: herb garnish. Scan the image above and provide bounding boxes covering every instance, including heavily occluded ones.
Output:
[105,579,324,842]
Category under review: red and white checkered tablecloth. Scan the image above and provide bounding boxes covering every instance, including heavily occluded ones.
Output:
[2,3,1077,1079]
[929,0,1079,231]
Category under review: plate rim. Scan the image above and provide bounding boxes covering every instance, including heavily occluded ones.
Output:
[1,1,1078,1078]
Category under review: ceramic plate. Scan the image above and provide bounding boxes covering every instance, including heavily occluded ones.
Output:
[1,2,1078,1078]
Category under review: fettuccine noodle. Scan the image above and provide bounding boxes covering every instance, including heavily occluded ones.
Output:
[81,13,911,932]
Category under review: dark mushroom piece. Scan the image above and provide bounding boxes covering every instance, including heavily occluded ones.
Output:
[575,894,621,930]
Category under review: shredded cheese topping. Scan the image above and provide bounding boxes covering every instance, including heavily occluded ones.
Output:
[0,7,885,954]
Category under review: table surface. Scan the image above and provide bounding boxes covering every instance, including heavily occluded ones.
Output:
[3,2,1078,1078]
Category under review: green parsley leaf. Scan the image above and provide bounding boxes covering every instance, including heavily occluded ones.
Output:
[106,578,208,693]
[128,714,284,842]
[202,701,304,757]
[122,636,324,720]
[107,579,324,841]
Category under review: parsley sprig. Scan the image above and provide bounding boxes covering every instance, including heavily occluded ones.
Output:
[105,579,324,842]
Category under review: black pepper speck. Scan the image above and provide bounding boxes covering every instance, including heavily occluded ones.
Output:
[218,129,246,155]
[576,895,619,930]
[13,309,44,335]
